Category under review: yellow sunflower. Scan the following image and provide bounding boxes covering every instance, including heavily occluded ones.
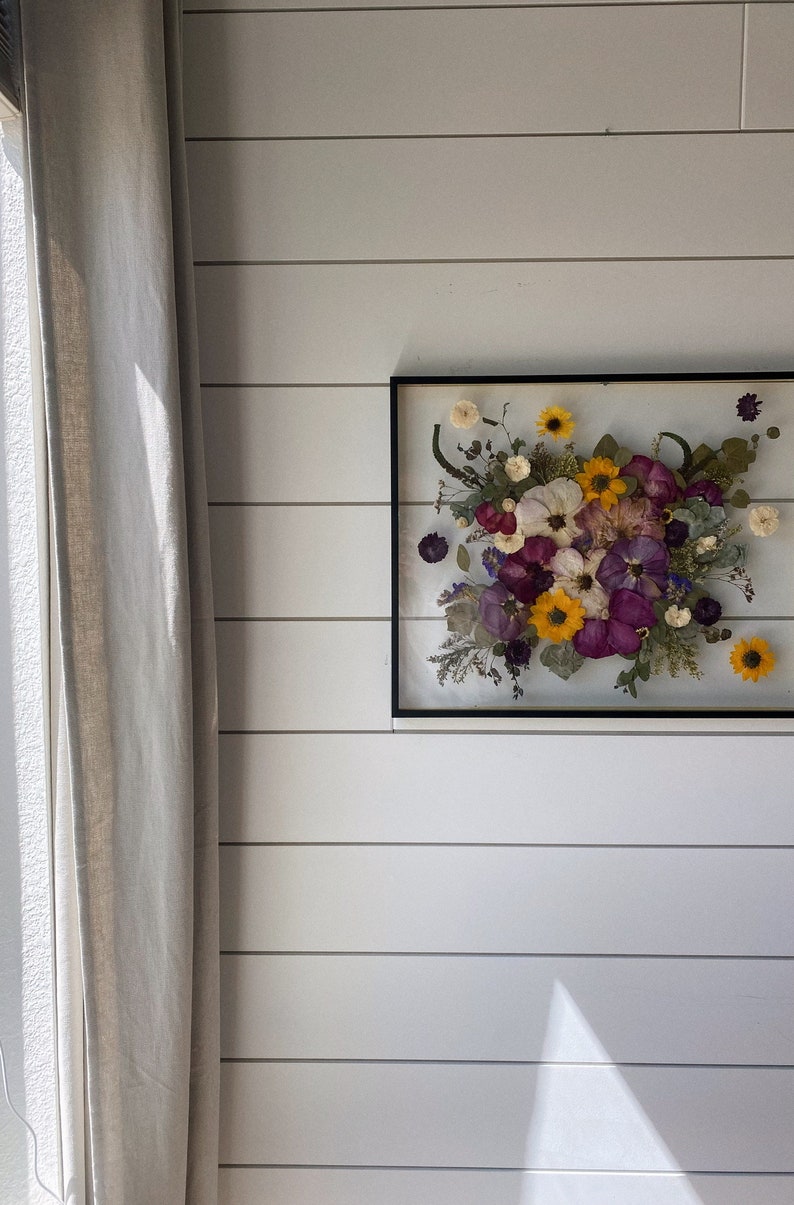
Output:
[729,637,775,682]
[575,456,628,511]
[529,588,586,643]
[536,405,575,442]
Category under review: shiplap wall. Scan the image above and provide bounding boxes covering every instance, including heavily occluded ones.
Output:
[183,3,794,1202]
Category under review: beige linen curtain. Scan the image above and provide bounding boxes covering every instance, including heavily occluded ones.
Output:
[20,2,219,1202]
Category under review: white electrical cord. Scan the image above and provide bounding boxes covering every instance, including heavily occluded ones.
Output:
[0,1036,63,1203]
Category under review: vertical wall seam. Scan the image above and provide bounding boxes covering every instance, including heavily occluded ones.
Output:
[739,2,749,128]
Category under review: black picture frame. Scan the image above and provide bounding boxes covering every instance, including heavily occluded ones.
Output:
[391,372,794,719]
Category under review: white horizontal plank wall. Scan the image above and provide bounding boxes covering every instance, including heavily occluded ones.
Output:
[183,2,794,1201]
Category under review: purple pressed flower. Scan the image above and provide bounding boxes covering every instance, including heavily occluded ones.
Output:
[737,393,762,421]
[667,572,693,594]
[478,582,524,642]
[482,546,507,580]
[437,581,468,606]
[504,639,532,668]
[475,501,517,536]
[573,588,657,660]
[684,480,723,508]
[497,537,556,606]
[664,519,689,548]
[596,536,670,599]
[621,455,679,507]
[418,532,449,563]
[693,596,722,627]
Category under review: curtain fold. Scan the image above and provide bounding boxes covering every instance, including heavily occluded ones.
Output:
[20,3,219,1202]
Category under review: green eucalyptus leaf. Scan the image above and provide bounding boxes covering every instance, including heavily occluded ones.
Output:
[730,488,750,509]
[613,446,633,468]
[591,433,620,461]
[619,475,638,497]
[636,660,651,682]
[767,426,780,439]
[473,622,496,649]
[627,679,638,699]
[493,642,506,657]
[456,544,471,572]
[539,641,585,681]
[691,443,715,466]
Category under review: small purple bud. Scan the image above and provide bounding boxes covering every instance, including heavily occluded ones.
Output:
[418,532,449,564]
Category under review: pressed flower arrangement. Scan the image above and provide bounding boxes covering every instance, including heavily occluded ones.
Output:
[393,376,792,714]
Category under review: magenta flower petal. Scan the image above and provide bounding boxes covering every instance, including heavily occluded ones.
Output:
[609,588,657,630]
[622,455,679,505]
[573,588,656,660]
[475,502,517,536]
[497,537,556,605]
[684,480,723,508]
[573,618,611,659]
[519,535,558,565]
[607,620,642,656]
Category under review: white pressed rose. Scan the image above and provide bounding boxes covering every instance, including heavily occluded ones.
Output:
[456,516,471,528]
[665,604,692,628]
[501,498,517,513]
[695,535,718,555]
[450,399,480,430]
[493,530,525,554]
[748,505,780,537]
[505,455,531,483]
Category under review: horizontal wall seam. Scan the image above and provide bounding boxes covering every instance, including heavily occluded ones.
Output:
[214,616,391,622]
[217,1163,794,1175]
[219,841,794,848]
[207,498,788,507]
[202,381,386,388]
[194,255,794,266]
[220,1057,794,1068]
[185,128,794,142]
[218,728,794,736]
[219,950,794,959]
[186,1,776,12]
[209,501,392,507]
[213,615,794,622]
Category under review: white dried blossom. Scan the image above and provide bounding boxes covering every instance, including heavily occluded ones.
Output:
[494,530,525,554]
[455,516,470,528]
[694,535,718,555]
[501,498,517,513]
[505,455,531,483]
[449,399,480,430]
[748,505,780,537]
[665,604,692,628]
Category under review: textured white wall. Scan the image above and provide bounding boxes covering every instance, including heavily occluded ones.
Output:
[182,4,794,1201]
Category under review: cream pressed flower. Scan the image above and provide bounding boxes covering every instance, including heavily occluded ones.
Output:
[548,547,609,619]
[665,604,692,628]
[514,478,585,548]
[505,455,531,483]
[450,399,480,430]
[695,535,718,555]
[456,516,470,528]
[494,530,525,554]
[501,498,517,513]
[748,505,780,537]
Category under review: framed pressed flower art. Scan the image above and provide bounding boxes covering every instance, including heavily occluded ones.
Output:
[391,374,794,717]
